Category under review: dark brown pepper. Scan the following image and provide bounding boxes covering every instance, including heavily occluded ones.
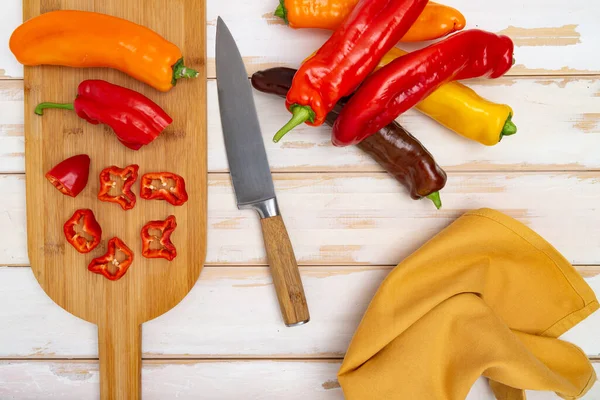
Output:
[251,67,447,208]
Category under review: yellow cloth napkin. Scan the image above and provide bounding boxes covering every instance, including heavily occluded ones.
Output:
[338,209,598,400]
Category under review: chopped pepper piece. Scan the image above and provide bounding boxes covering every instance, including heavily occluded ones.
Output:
[141,215,178,261]
[45,154,90,198]
[98,164,139,210]
[63,209,102,254]
[88,237,134,281]
[140,172,188,206]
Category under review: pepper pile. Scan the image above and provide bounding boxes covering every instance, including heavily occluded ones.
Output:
[45,155,189,280]
[11,11,197,281]
[263,0,517,208]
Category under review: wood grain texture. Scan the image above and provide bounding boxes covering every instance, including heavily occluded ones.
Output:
[260,215,310,326]
[1,266,598,359]
[97,320,141,399]
[2,0,600,398]
[2,172,600,266]
[4,77,600,174]
[22,1,207,398]
[1,360,599,400]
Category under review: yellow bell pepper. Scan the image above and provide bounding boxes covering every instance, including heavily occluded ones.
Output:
[304,48,516,146]
[376,47,516,146]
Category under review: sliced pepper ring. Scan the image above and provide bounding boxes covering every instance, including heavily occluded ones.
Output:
[140,172,188,206]
[98,164,139,210]
[141,215,178,261]
[88,237,134,281]
[63,209,102,254]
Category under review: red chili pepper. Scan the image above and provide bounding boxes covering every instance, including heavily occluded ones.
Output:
[332,29,515,146]
[141,215,178,261]
[45,154,90,197]
[273,0,429,143]
[88,237,134,281]
[34,80,173,150]
[63,209,102,254]
[98,165,139,210]
[140,172,188,206]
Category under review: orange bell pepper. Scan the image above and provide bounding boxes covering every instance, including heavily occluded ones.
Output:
[9,10,198,92]
[274,0,466,42]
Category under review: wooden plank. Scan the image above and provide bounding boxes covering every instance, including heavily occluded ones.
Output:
[0,266,598,359]
[2,78,600,174]
[2,0,600,77]
[0,0,21,79]
[0,360,599,399]
[2,172,600,266]
[205,0,600,77]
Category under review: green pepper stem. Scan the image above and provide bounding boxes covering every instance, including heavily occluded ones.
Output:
[500,114,517,140]
[172,58,199,86]
[273,105,315,143]
[274,0,288,24]
[426,192,443,210]
[34,102,74,116]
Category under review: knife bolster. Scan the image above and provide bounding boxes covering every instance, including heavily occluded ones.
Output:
[244,197,280,219]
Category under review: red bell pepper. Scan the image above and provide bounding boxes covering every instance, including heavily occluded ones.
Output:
[141,215,178,261]
[45,154,90,197]
[63,209,102,254]
[34,80,173,150]
[273,0,429,143]
[98,164,139,210]
[332,29,515,146]
[140,172,188,206]
[88,237,134,281]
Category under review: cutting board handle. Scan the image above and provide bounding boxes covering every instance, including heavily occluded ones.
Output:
[98,318,141,400]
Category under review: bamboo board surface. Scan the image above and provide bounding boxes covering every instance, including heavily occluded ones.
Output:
[1,0,600,398]
[21,0,206,398]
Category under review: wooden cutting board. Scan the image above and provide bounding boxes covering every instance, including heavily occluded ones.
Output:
[22,1,206,399]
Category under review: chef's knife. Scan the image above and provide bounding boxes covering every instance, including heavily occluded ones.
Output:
[216,17,310,327]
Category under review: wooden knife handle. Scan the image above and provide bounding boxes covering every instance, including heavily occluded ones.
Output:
[98,319,141,400]
[260,215,310,326]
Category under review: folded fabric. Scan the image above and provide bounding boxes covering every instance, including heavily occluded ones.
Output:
[338,208,598,400]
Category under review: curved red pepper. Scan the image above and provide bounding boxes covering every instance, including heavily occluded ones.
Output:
[98,165,139,210]
[88,237,134,281]
[63,209,102,254]
[34,80,173,150]
[273,0,429,142]
[140,172,188,206]
[45,154,90,197]
[332,29,515,146]
[141,215,178,261]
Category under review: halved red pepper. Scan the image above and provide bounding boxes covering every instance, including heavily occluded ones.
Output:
[88,237,134,281]
[63,209,102,254]
[34,80,173,151]
[141,215,178,261]
[98,165,139,210]
[45,154,90,197]
[140,172,188,206]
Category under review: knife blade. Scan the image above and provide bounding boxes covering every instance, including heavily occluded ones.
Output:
[216,17,310,327]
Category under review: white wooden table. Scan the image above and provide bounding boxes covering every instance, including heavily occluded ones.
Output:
[1,0,599,398]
